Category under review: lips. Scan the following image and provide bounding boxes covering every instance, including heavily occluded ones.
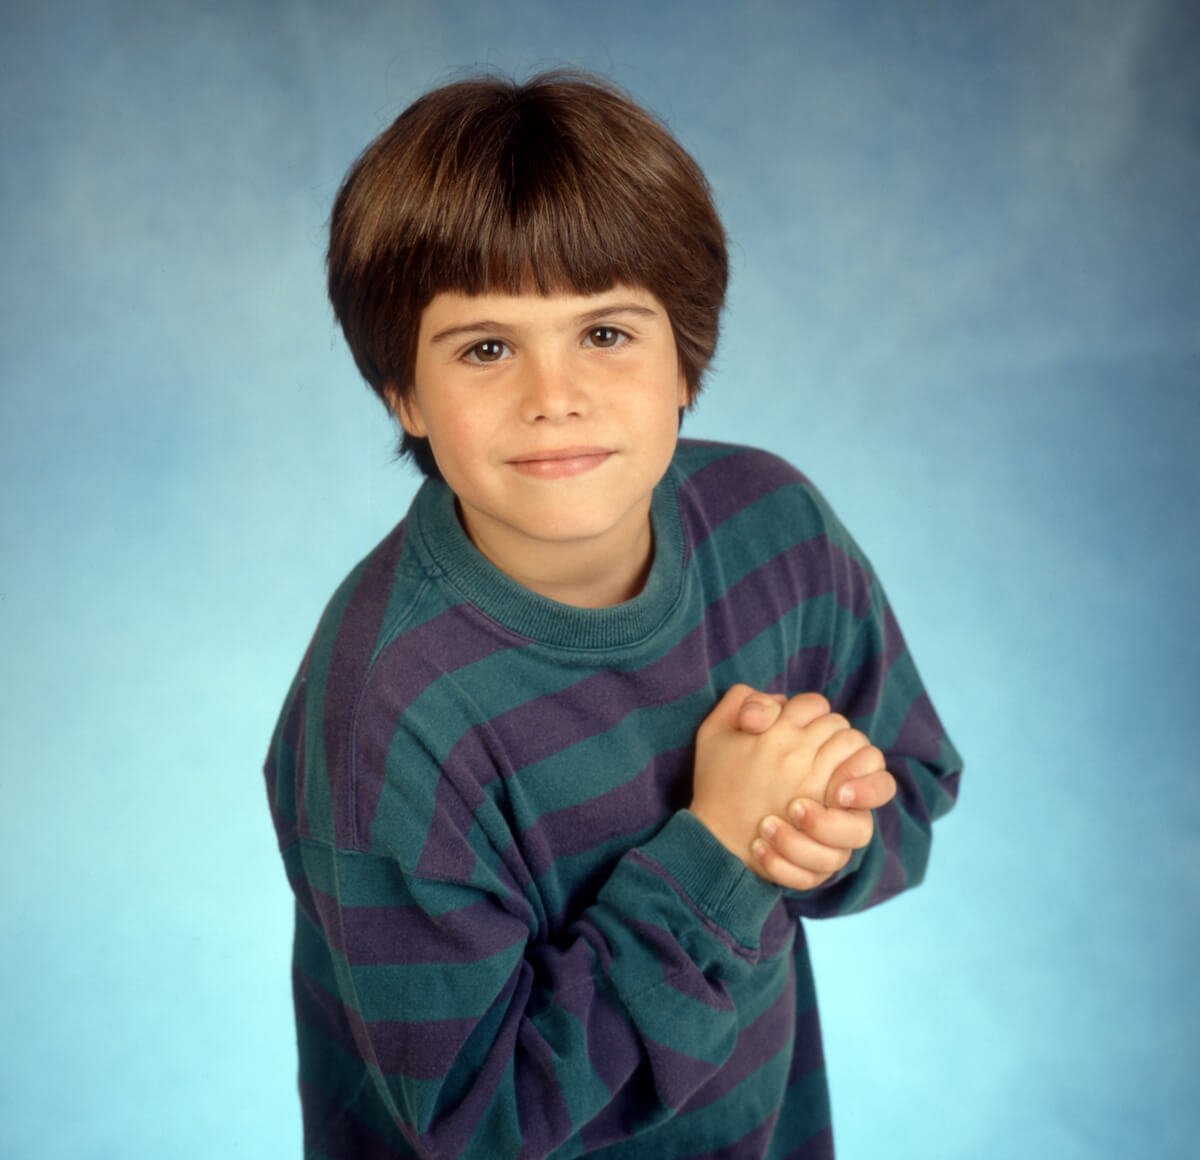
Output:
[507,446,613,479]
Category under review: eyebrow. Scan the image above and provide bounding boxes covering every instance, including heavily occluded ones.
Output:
[428,302,660,346]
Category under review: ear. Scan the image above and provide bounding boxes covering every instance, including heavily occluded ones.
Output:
[385,384,428,438]
[676,366,692,410]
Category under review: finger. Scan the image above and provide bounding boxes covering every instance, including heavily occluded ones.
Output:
[788,799,876,850]
[736,692,786,735]
[825,767,897,811]
[698,683,760,737]
[756,814,855,877]
[829,742,886,784]
[752,830,850,892]
[814,729,875,782]
[775,712,852,774]
[776,692,833,730]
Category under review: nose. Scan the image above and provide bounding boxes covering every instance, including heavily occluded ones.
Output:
[520,351,587,423]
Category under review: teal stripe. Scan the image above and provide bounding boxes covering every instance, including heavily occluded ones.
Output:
[353,943,524,1023]
[369,559,452,664]
[766,1065,833,1158]
[504,695,705,817]
[533,822,660,904]
[371,727,451,861]
[674,1039,795,1150]
[295,1025,410,1152]
[533,1004,612,1134]
[297,840,337,898]
[691,484,827,595]
[866,648,925,749]
[307,843,473,919]
[292,894,342,997]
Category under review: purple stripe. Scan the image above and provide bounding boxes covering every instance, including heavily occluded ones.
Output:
[682,968,800,1113]
[266,664,309,849]
[415,757,492,881]
[893,688,949,771]
[782,1125,835,1160]
[707,536,872,660]
[353,601,518,848]
[337,896,527,967]
[294,961,360,1062]
[758,902,798,960]
[309,883,348,956]
[582,985,643,1094]
[368,1014,481,1080]
[882,600,908,670]
[315,525,408,848]
[868,799,910,906]
[861,692,961,910]
[459,628,711,779]
[786,646,836,695]
[577,1074,664,1153]
[288,873,323,936]
[678,447,806,546]
[642,1038,725,1112]
[416,969,526,1158]
[782,986,825,1089]
[626,918,736,1013]
[401,600,524,676]
[514,1017,575,1153]
[520,747,690,879]
[831,598,906,716]
[298,1078,405,1160]
[705,1115,782,1159]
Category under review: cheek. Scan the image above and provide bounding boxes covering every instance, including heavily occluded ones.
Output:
[428,409,494,475]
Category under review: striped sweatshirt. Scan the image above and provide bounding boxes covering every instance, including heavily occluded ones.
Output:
[264,439,962,1159]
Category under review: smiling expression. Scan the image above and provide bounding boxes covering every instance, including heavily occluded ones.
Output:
[395,286,689,604]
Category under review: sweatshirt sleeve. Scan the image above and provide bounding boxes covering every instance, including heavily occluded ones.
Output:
[289,735,790,1160]
[784,494,963,920]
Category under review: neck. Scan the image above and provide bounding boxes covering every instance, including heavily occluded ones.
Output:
[459,503,655,608]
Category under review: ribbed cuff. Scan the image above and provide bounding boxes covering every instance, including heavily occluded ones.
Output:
[639,810,782,950]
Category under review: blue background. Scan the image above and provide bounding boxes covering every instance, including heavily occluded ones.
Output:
[2,2,1197,1156]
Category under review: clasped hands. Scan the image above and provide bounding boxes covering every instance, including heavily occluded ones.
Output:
[690,684,898,891]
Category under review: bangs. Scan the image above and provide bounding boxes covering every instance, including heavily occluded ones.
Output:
[408,85,677,300]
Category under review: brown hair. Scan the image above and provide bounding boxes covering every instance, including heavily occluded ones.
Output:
[327,71,729,475]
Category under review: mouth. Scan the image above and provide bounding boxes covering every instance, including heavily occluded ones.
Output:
[507,446,614,479]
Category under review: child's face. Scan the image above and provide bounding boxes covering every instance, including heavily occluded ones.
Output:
[399,285,688,595]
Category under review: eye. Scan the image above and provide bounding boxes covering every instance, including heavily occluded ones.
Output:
[585,326,628,349]
[463,339,509,364]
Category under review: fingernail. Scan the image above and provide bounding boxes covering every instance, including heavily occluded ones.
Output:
[838,785,855,807]
[789,800,806,823]
[760,816,778,839]
[751,838,769,860]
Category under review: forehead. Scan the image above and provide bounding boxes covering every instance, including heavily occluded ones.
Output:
[418,285,667,340]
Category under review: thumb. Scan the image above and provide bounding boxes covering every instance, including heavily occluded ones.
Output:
[736,691,787,735]
[701,683,763,735]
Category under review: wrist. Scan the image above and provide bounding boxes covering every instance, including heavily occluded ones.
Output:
[687,803,755,870]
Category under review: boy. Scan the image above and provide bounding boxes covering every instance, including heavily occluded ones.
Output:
[265,72,961,1158]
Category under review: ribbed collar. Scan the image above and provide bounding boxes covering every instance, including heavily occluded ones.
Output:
[410,466,686,653]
